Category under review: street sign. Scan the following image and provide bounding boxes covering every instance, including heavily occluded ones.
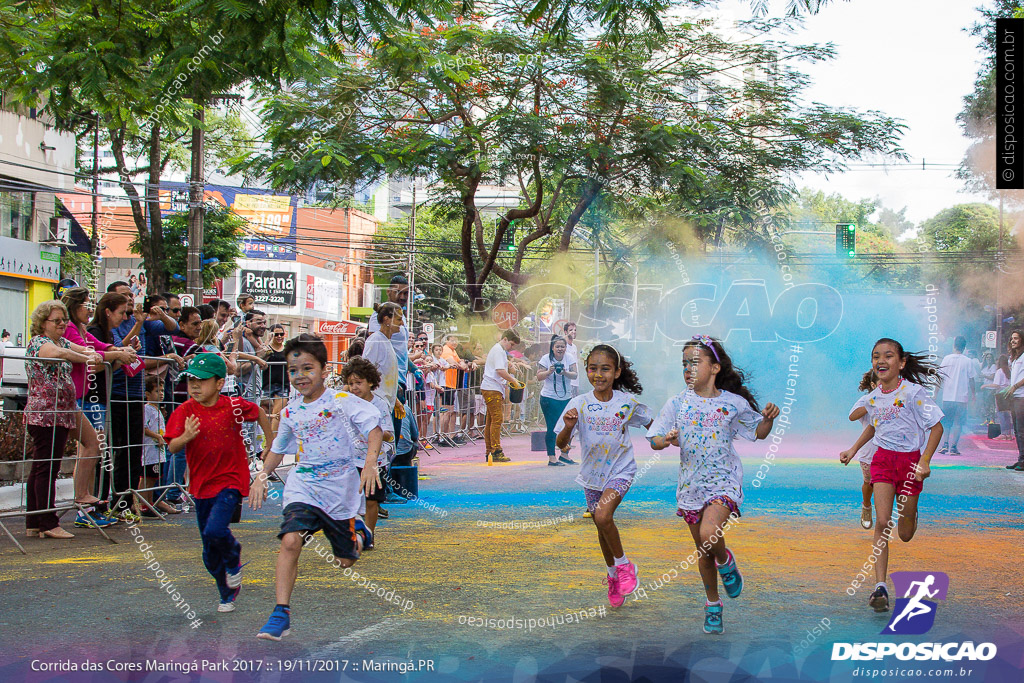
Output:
[422,322,435,344]
[983,330,997,349]
[493,302,519,330]
[179,294,195,307]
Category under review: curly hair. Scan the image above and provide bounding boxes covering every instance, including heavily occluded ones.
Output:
[341,356,381,391]
[30,300,69,337]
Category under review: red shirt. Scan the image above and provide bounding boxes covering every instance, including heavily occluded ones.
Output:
[165,395,260,499]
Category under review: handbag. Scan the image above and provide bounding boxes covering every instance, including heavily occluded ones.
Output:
[122,357,145,377]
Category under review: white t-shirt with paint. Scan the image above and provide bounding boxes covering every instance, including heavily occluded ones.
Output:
[555,390,653,491]
[850,395,875,464]
[481,342,509,392]
[363,331,399,408]
[647,389,762,511]
[350,394,395,468]
[272,390,380,520]
[863,380,943,453]
[939,353,978,404]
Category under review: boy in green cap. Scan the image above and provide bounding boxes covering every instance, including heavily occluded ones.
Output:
[166,353,274,613]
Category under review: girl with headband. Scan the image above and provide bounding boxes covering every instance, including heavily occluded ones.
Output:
[648,335,779,635]
[555,343,653,609]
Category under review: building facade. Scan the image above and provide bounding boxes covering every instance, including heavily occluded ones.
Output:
[0,93,76,344]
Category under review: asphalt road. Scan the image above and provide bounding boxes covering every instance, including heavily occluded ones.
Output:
[0,433,1021,682]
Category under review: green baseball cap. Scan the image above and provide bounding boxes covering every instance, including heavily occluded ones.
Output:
[181,352,227,380]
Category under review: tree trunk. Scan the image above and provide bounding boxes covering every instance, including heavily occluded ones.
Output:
[109,123,170,295]
[146,123,168,294]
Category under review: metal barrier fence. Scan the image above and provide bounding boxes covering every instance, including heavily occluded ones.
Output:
[0,345,553,552]
[0,350,286,553]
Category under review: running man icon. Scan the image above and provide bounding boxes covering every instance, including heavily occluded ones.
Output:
[883,571,950,635]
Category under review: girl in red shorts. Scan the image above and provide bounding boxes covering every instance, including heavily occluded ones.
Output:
[648,336,778,635]
[841,338,943,613]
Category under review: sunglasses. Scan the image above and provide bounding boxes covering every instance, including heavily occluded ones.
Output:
[47,317,68,325]
[169,307,181,313]
[274,333,285,337]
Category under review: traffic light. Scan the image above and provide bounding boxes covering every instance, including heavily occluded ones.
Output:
[836,223,856,258]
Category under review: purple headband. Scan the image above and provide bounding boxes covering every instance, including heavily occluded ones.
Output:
[690,335,720,362]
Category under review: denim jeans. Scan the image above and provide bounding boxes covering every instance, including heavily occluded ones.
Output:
[160,448,187,502]
[540,396,571,456]
[194,488,242,601]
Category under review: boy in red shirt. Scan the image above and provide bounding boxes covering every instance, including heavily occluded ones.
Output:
[166,353,273,613]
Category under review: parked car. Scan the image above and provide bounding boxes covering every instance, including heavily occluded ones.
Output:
[0,346,28,411]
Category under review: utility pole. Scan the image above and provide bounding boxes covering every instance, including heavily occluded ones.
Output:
[91,115,99,250]
[91,114,100,291]
[998,192,1005,350]
[186,96,205,301]
[407,178,416,329]
[187,93,241,300]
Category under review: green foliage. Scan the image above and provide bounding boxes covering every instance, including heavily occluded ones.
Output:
[59,251,96,285]
[957,1,1024,197]
[918,203,1000,252]
[238,6,905,299]
[131,206,245,288]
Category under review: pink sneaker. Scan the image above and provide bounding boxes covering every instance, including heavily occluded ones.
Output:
[604,573,624,608]
[615,561,639,596]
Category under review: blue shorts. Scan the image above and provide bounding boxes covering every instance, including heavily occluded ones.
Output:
[77,398,106,431]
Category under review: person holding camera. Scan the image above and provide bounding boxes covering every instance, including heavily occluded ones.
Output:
[536,335,578,466]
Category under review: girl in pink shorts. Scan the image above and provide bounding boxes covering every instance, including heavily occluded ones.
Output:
[841,338,943,614]
[648,336,778,635]
[555,344,652,610]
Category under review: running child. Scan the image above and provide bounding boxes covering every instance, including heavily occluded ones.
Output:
[165,353,273,613]
[840,338,943,613]
[555,343,653,608]
[647,335,778,635]
[250,334,383,641]
[341,357,395,544]
[846,370,879,530]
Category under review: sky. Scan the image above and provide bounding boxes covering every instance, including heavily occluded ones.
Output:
[714,0,993,226]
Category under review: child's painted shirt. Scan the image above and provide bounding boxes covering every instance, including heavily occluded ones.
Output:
[850,396,875,464]
[863,380,943,452]
[272,390,379,520]
[647,389,762,511]
[351,394,395,468]
[555,390,653,491]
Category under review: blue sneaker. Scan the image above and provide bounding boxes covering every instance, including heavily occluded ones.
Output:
[354,517,374,552]
[257,606,291,641]
[74,511,117,528]
[717,551,743,599]
[218,585,241,613]
[703,602,724,634]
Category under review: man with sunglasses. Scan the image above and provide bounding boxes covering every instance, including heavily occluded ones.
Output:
[160,292,182,322]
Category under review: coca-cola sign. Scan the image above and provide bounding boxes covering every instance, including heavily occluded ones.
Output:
[315,320,362,337]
